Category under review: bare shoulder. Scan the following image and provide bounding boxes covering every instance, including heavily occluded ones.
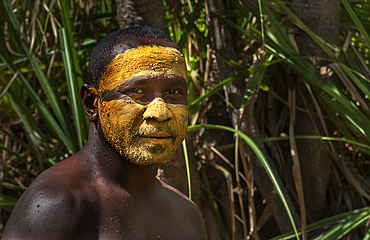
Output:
[159,180,207,239]
[2,154,99,240]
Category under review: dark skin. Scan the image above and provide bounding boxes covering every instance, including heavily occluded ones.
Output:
[2,38,207,240]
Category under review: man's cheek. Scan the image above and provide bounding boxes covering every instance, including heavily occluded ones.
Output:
[168,104,188,140]
[99,100,140,143]
[172,105,188,126]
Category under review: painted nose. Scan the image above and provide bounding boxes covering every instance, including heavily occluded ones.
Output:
[143,98,173,122]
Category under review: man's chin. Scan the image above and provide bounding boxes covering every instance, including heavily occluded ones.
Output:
[105,138,178,166]
[122,140,179,166]
[127,153,173,166]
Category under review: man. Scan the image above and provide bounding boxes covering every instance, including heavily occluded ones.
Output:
[3,26,207,239]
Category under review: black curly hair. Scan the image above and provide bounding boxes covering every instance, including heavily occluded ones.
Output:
[86,26,180,89]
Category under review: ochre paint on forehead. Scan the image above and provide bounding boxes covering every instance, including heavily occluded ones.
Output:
[99,45,186,94]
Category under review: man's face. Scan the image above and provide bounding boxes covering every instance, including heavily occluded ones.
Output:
[95,43,188,166]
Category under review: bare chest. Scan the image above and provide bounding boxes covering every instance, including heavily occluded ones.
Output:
[96,197,195,239]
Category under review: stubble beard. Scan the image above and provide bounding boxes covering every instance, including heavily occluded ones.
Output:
[103,133,179,166]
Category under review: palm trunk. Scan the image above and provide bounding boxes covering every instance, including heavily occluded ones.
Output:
[291,0,340,221]
[115,0,167,33]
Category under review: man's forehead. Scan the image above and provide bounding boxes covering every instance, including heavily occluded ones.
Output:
[121,74,187,87]
[98,44,187,94]
[111,37,180,56]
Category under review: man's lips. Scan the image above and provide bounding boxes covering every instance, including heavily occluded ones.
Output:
[139,132,172,138]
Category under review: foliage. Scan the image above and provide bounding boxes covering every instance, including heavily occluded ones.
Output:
[1,0,370,239]
[0,0,118,229]
[166,0,370,239]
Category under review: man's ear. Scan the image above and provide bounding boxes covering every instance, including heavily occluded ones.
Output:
[80,84,98,122]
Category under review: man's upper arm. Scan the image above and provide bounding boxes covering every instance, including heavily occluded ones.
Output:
[4,189,64,239]
[2,176,88,240]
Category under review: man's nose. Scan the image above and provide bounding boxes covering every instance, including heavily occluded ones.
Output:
[143,98,173,122]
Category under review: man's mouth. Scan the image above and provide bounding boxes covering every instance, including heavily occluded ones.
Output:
[139,132,172,139]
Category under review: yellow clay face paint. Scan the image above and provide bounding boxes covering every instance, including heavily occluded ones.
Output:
[88,87,98,107]
[88,87,97,95]
[99,98,188,165]
[98,45,186,95]
[97,45,188,165]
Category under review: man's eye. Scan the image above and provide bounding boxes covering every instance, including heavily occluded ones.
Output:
[126,88,145,94]
[166,89,181,95]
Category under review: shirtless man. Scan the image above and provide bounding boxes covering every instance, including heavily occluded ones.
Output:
[2,26,207,240]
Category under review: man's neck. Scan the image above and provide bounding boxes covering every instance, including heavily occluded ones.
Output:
[83,124,160,196]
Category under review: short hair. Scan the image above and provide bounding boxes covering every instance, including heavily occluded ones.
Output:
[87,26,179,89]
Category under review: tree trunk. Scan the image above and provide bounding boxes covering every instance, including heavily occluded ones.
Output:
[200,0,246,238]
[115,0,167,33]
[291,0,340,221]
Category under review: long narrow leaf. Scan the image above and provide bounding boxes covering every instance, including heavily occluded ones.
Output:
[182,140,192,199]
[60,28,86,148]
[341,0,370,47]
[189,75,240,111]
[188,124,299,239]
[274,207,370,240]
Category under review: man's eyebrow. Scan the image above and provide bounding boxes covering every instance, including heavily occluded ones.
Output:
[99,75,187,101]
[116,75,187,89]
